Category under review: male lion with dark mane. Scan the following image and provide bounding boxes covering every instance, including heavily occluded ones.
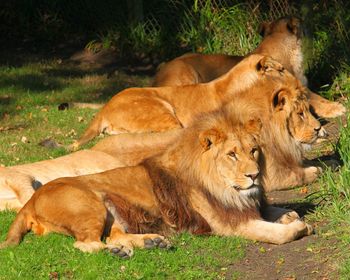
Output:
[153,16,345,119]
[0,107,313,257]
[71,55,323,191]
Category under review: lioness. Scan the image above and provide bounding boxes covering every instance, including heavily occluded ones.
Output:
[153,16,345,119]
[72,55,322,191]
[72,54,284,149]
[0,130,180,211]
[0,108,313,257]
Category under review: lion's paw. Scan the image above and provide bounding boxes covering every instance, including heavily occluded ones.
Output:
[316,101,346,119]
[303,166,322,184]
[109,245,134,259]
[305,222,314,236]
[276,211,300,225]
[144,236,172,250]
[289,219,314,239]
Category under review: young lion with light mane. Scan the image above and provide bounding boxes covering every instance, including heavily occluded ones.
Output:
[153,16,345,119]
[0,108,313,257]
[72,54,323,191]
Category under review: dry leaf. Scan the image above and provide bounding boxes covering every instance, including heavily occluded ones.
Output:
[21,136,29,143]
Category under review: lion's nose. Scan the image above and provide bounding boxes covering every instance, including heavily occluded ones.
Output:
[245,171,259,181]
[316,126,327,137]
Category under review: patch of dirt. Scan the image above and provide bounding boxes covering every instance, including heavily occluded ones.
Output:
[227,235,339,280]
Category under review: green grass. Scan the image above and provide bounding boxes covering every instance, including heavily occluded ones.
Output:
[0,51,349,279]
[0,211,245,279]
[0,55,248,279]
[0,59,150,166]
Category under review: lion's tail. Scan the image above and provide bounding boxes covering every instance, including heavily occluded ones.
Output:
[0,207,31,249]
[68,112,105,151]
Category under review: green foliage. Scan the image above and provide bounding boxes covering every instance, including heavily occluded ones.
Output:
[179,1,260,54]
[306,72,350,277]
[302,1,350,87]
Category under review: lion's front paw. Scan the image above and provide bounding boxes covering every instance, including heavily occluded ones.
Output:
[144,236,172,250]
[109,245,134,259]
[303,166,322,184]
[289,219,314,239]
[315,101,346,118]
[276,211,300,225]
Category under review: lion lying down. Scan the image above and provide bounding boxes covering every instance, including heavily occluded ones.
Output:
[0,130,180,211]
[153,16,345,119]
[72,55,323,191]
[0,107,313,257]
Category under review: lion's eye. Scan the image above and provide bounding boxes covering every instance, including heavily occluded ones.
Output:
[227,151,237,160]
[298,112,305,119]
[251,147,259,157]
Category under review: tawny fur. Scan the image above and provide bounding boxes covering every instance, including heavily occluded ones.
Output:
[0,130,181,211]
[153,16,345,118]
[72,54,284,149]
[0,108,313,257]
[73,55,322,191]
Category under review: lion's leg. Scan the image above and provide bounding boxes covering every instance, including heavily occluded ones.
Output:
[72,213,107,253]
[263,166,322,192]
[105,226,171,258]
[0,169,36,211]
[236,218,313,244]
[0,199,23,212]
[309,91,346,118]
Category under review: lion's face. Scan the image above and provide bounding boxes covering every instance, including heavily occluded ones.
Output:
[270,76,321,146]
[216,134,260,191]
[288,95,321,145]
[199,119,262,201]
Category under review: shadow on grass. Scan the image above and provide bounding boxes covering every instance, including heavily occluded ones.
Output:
[0,48,153,117]
[273,201,316,218]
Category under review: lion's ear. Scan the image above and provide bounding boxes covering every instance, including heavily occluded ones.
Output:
[244,118,262,138]
[258,21,270,37]
[199,129,226,151]
[272,90,289,111]
[256,56,284,73]
[287,17,302,37]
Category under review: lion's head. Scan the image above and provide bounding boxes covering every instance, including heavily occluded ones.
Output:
[168,109,264,211]
[259,16,302,39]
[287,90,322,145]
[268,72,321,148]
